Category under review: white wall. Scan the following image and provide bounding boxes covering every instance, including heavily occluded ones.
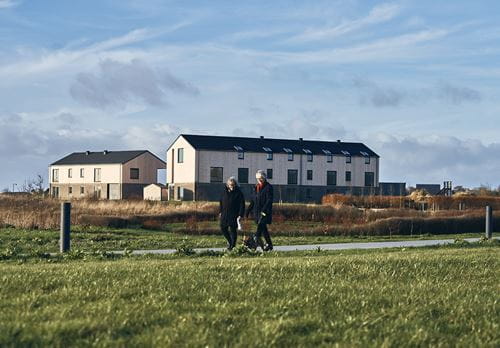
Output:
[144,184,162,200]
[196,150,379,187]
[49,164,121,184]
[166,136,196,184]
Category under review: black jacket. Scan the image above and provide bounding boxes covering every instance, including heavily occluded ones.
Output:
[219,186,245,227]
[246,181,273,224]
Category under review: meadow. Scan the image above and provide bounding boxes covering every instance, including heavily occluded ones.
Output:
[1,195,499,237]
[0,244,499,347]
[0,225,497,257]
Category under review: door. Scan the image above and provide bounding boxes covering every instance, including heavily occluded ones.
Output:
[94,186,102,199]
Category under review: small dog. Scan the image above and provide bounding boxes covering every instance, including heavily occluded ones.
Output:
[243,234,258,250]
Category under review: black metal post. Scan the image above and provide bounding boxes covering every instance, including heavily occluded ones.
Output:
[60,202,71,252]
[485,206,492,239]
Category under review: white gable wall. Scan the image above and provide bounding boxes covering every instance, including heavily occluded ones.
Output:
[166,136,196,184]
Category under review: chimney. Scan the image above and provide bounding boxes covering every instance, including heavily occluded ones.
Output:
[337,139,341,143]
[299,137,303,141]
[103,150,109,155]
[85,151,90,155]
[260,136,264,139]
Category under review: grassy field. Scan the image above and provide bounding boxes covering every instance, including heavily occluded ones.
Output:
[1,225,497,255]
[1,245,499,347]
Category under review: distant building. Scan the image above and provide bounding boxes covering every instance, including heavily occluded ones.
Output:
[49,150,165,199]
[416,184,441,195]
[144,183,167,201]
[379,182,406,196]
[166,134,380,202]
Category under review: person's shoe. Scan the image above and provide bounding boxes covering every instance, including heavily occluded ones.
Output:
[254,236,264,250]
[263,244,273,252]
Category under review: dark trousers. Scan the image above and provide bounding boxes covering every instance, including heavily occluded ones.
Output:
[255,223,272,248]
[221,224,237,249]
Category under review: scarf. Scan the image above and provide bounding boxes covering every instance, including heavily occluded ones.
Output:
[256,181,266,192]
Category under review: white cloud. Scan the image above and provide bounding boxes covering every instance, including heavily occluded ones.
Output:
[0,23,191,78]
[352,78,482,107]
[368,134,500,187]
[0,0,19,9]
[70,58,199,110]
[122,123,183,154]
[288,2,401,42]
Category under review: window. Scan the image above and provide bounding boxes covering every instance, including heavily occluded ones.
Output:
[210,167,223,183]
[177,148,184,163]
[68,186,72,195]
[68,168,72,178]
[303,149,313,162]
[361,151,370,164]
[94,168,101,182]
[238,168,249,184]
[263,147,273,160]
[327,171,337,186]
[345,171,352,182]
[307,170,313,181]
[266,168,273,180]
[80,168,84,178]
[130,168,140,180]
[365,172,375,187]
[52,169,59,182]
[263,148,273,160]
[287,169,298,185]
[284,148,294,161]
[342,150,351,164]
[234,146,244,160]
[323,150,333,163]
[80,186,85,195]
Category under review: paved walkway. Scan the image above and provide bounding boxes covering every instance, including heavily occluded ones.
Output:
[115,237,494,255]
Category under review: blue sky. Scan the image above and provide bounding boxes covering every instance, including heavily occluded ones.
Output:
[1,0,499,189]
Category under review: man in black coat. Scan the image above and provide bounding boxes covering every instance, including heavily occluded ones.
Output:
[219,177,245,250]
[246,170,273,251]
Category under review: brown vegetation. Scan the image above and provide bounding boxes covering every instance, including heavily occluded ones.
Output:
[0,195,497,236]
[322,193,500,210]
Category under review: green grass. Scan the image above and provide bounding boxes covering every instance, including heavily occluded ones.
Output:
[1,226,498,255]
[0,224,500,254]
[1,245,499,347]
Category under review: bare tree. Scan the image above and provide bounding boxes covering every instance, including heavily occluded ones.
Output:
[34,174,44,193]
[19,175,45,194]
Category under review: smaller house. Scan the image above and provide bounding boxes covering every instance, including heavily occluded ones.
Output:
[416,184,441,196]
[144,183,167,201]
[380,182,406,196]
[49,150,165,200]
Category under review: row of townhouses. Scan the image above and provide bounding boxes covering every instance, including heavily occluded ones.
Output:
[49,134,380,202]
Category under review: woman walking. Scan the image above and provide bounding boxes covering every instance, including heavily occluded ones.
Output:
[246,170,274,251]
[219,177,245,250]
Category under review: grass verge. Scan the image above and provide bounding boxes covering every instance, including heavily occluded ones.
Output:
[0,245,499,346]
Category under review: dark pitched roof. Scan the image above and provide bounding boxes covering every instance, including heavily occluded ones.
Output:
[51,150,165,166]
[180,134,379,157]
